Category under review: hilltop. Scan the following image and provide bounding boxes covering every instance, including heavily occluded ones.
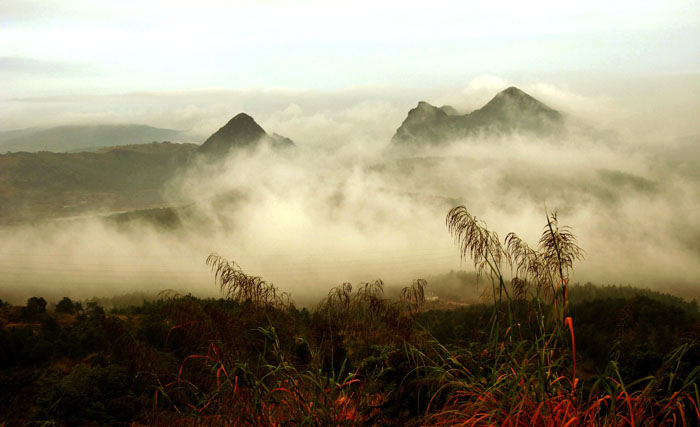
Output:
[0,124,182,153]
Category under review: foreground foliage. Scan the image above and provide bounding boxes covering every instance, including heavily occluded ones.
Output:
[0,208,698,426]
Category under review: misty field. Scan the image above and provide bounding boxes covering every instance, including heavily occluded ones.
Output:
[1,207,697,426]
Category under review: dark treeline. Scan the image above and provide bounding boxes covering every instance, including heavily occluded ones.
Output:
[0,281,698,426]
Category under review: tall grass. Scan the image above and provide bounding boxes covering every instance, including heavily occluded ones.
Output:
[151,258,428,425]
[146,208,697,426]
[420,206,698,425]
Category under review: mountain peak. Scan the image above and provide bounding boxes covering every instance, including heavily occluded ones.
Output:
[221,113,266,135]
[481,86,555,113]
[197,113,267,156]
[389,87,564,149]
[227,112,257,125]
[497,86,529,98]
[475,86,562,125]
[390,101,450,144]
[410,101,447,119]
[197,113,294,156]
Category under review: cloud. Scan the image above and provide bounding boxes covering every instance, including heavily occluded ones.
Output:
[0,56,96,77]
[1,80,699,305]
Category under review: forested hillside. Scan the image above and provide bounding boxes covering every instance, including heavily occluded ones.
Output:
[0,142,196,223]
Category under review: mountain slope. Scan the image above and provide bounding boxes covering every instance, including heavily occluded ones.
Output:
[0,124,182,153]
[390,87,564,148]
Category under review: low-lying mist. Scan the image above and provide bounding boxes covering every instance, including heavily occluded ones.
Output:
[1,82,699,305]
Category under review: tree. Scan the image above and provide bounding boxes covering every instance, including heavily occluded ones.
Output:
[56,297,76,314]
[86,301,105,319]
[25,297,47,315]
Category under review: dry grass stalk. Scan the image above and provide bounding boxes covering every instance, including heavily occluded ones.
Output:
[446,206,505,281]
[448,206,583,303]
[206,254,291,308]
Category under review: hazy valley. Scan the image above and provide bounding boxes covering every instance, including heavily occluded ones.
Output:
[0,87,698,306]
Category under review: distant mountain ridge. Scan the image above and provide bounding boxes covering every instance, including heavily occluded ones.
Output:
[0,124,182,153]
[0,97,568,224]
[390,86,564,148]
[0,142,196,224]
[197,113,294,156]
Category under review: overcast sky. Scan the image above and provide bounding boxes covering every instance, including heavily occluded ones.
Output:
[1,0,699,133]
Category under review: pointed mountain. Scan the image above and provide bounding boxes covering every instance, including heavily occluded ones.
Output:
[390,87,564,148]
[197,113,294,156]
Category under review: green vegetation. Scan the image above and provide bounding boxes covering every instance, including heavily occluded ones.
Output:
[0,142,196,223]
[0,208,697,425]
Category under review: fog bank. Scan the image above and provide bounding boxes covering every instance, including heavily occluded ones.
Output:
[1,80,699,304]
